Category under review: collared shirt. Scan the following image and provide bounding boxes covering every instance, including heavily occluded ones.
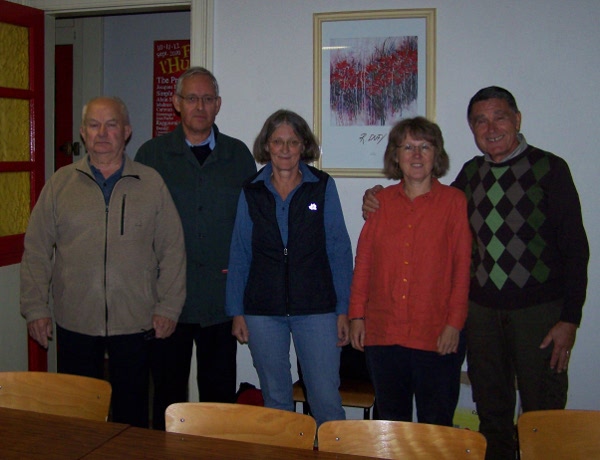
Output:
[225,161,353,317]
[348,179,472,351]
[89,157,125,205]
[185,126,216,150]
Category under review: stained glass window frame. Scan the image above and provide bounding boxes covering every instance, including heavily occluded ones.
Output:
[0,3,45,267]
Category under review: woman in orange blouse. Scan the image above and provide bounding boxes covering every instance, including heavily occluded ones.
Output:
[349,117,472,425]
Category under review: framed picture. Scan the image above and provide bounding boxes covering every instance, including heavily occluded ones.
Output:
[314,9,436,177]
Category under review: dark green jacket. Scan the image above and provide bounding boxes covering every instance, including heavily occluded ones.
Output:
[135,124,256,325]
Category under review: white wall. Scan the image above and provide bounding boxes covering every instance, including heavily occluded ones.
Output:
[0,265,27,370]
[3,0,597,414]
[210,0,600,411]
[94,0,600,413]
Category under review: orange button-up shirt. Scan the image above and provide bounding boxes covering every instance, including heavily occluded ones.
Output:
[349,179,472,352]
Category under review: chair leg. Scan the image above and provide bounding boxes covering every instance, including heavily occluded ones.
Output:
[363,407,370,420]
[302,401,310,416]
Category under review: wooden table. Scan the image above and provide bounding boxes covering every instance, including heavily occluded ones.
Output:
[0,407,376,459]
[0,407,129,459]
[81,427,376,460]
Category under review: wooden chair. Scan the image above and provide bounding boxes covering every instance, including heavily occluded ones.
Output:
[0,371,112,422]
[293,379,375,420]
[165,402,317,449]
[293,344,375,419]
[518,409,600,459]
[318,420,487,459]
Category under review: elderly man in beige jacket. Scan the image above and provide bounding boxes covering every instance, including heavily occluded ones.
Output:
[20,96,186,428]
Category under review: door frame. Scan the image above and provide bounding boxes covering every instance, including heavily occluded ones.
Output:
[28,0,213,180]
[55,16,103,159]
[20,0,211,373]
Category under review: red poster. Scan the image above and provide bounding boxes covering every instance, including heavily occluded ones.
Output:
[152,39,190,137]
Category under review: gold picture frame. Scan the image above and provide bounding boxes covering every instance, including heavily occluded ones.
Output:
[314,9,436,177]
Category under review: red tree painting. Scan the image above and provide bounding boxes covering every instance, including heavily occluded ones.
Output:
[330,36,418,126]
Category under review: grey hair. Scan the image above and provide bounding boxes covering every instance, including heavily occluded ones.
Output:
[81,96,131,126]
[175,66,220,97]
[253,109,320,164]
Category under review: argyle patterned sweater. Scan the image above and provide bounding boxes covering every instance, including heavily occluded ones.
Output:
[452,145,589,325]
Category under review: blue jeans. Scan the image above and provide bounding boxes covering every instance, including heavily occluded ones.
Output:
[365,341,465,426]
[245,313,345,426]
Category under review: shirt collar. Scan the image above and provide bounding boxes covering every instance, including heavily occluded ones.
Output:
[397,177,441,199]
[484,133,528,164]
[185,126,216,150]
[88,155,125,182]
[254,161,318,185]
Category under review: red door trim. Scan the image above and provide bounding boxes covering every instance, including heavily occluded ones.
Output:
[0,0,47,370]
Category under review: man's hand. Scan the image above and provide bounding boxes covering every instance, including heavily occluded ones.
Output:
[153,315,177,339]
[232,315,249,344]
[362,185,383,220]
[337,314,350,347]
[27,318,53,349]
[350,319,366,352]
[540,321,577,373]
[437,325,459,355]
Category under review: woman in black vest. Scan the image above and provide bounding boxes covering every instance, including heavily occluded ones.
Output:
[225,109,353,426]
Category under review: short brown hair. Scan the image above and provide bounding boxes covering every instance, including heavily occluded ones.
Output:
[383,116,449,180]
[253,109,320,164]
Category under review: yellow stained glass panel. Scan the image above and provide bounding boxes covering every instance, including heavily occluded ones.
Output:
[0,21,29,89]
[0,172,30,236]
[0,98,30,162]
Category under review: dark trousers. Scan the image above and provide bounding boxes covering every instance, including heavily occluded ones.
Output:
[365,337,466,426]
[56,324,151,428]
[465,300,568,460]
[150,321,237,430]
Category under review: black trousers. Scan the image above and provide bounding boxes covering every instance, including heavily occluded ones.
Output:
[465,300,567,460]
[56,324,152,428]
[150,321,237,430]
[365,333,466,427]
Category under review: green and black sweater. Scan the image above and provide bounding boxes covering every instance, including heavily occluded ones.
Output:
[452,145,589,325]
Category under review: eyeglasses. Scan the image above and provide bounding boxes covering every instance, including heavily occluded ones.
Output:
[398,143,434,154]
[269,138,303,150]
[178,94,218,106]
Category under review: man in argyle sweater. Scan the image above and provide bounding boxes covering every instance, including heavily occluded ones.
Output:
[452,86,589,460]
[362,86,589,459]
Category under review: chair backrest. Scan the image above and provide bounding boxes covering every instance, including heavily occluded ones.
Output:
[0,371,112,422]
[318,420,487,459]
[518,409,600,460]
[165,402,317,449]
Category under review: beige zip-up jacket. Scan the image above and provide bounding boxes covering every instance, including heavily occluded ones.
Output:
[20,155,186,336]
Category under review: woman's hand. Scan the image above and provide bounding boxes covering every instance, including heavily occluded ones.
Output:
[350,319,366,352]
[232,315,249,344]
[437,325,459,355]
[337,314,350,346]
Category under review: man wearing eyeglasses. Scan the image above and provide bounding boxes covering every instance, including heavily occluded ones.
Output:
[135,67,256,430]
